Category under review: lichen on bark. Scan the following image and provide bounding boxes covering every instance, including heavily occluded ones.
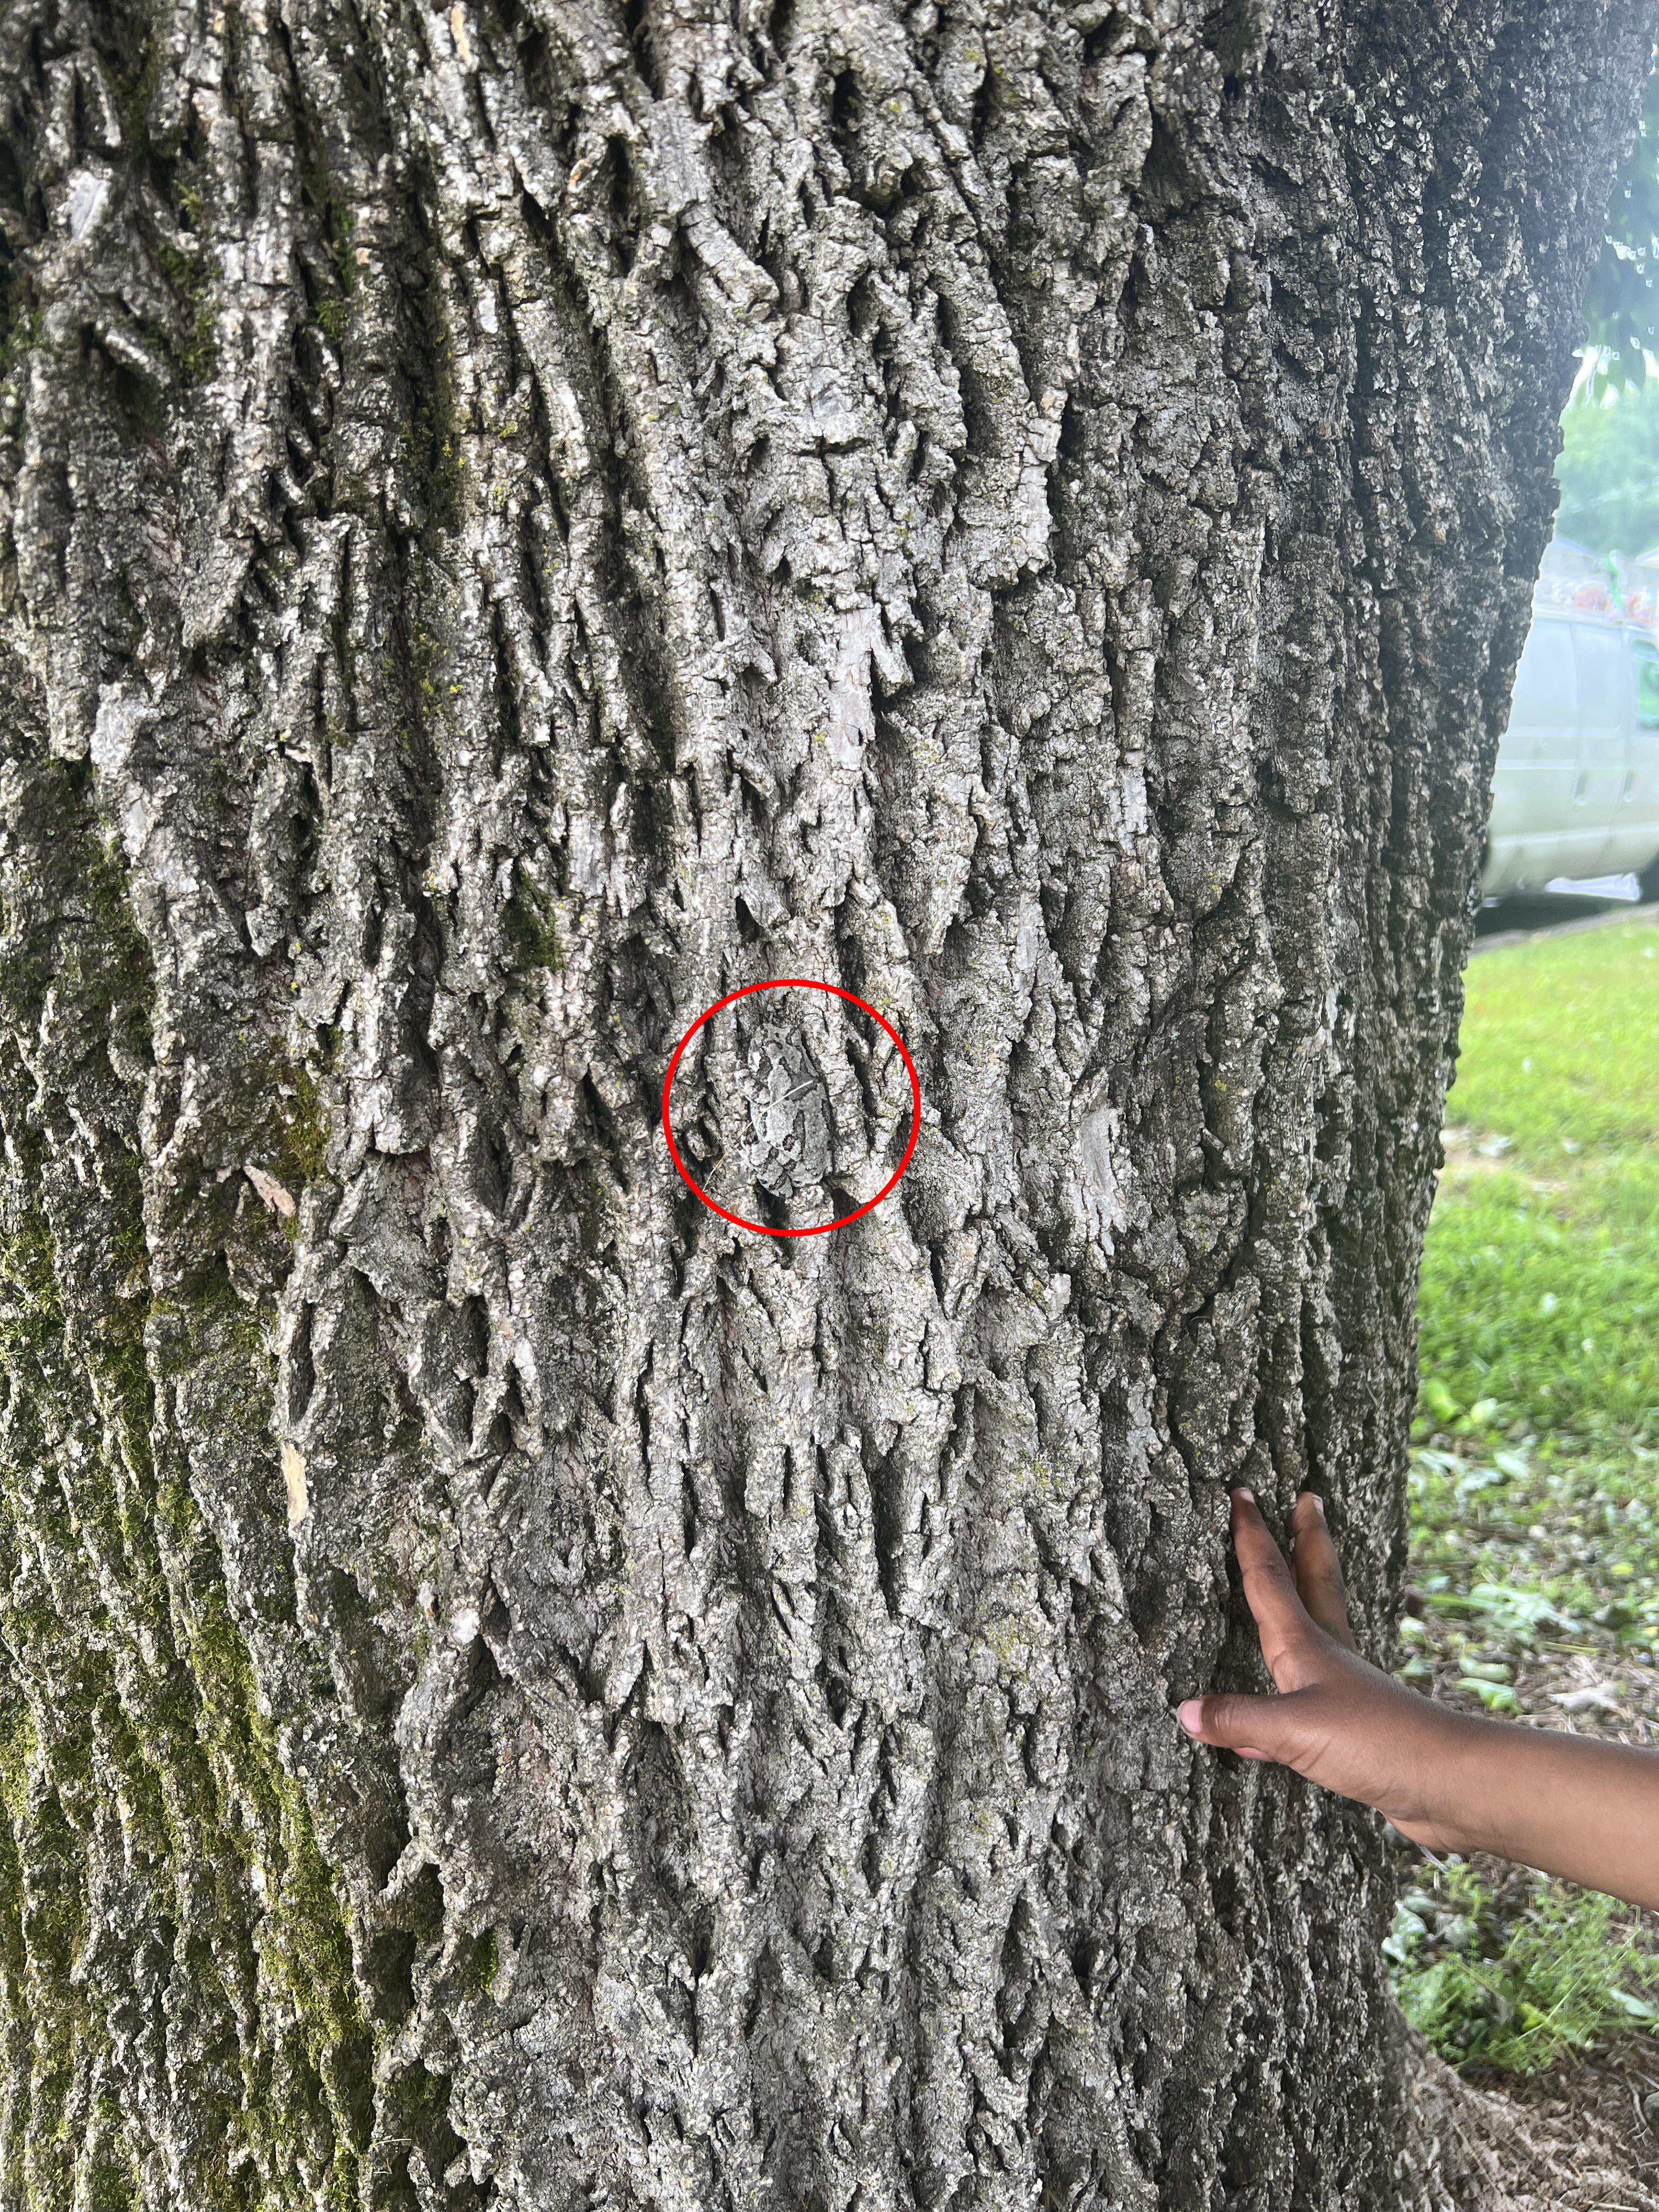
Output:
[0,0,1648,2207]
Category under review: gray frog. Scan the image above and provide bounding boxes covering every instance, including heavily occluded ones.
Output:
[743,1018,835,1199]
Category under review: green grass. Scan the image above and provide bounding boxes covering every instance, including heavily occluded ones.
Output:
[1443,928,1659,1154]
[1399,912,1659,2072]
[1412,919,1659,1641]
[1419,924,1659,1441]
[1387,1859,1659,2073]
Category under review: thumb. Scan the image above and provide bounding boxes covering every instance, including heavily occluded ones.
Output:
[1177,1692,1296,1764]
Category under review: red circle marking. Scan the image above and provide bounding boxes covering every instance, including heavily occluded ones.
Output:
[661,978,920,1238]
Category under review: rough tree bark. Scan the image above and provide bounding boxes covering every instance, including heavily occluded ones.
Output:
[0,1,1645,2207]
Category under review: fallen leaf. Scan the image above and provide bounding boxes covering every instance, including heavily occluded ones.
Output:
[1549,1683,1622,1713]
[246,1163,296,1219]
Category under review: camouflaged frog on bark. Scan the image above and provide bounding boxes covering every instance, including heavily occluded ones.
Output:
[742,1016,836,1201]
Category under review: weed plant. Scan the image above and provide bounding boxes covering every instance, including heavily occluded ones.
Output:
[1388,1859,1659,2073]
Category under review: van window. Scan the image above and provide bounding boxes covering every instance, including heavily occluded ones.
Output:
[1633,637,1659,730]
[1514,620,1575,717]
[1572,623,1629,724]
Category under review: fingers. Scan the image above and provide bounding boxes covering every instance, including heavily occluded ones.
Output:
[1227,1489,1317,1681]
[1289,1491,1359,1653]
[1176,1691,1296,1765]
[1230,1488,1358,1677]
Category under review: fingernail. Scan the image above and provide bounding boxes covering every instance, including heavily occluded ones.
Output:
[1176,1699,1204,1736]
[1231,1487,1254,1504]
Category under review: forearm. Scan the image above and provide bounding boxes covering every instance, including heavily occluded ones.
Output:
[1429,1708,1659,1910]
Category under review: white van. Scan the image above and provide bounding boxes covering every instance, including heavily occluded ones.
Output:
[1482,608,1659,901]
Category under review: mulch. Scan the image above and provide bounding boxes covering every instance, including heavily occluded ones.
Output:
[1391,1615,1659,2200]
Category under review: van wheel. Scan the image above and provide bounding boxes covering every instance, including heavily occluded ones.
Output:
[1641,855,1659,907]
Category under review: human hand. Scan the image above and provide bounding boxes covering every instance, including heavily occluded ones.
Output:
[1176,1488,1468,1851]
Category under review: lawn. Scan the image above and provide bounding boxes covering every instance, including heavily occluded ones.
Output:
[1390,911,1659,2107]
[1411,917,1659,1640]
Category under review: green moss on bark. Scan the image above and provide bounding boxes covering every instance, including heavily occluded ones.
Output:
[0,746,375,2209]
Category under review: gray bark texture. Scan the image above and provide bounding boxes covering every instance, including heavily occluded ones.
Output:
[0,0,1646,2207]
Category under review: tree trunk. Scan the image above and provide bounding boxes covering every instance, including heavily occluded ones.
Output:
[0,1,1645,2206]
